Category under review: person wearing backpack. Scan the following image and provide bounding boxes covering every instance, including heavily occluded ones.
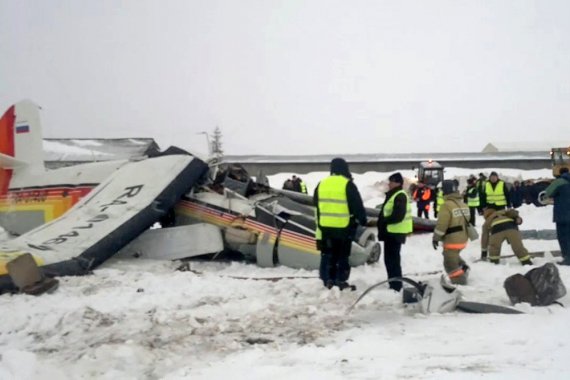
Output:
[432,180,471,285]
[545,167,570,265]
[481,208,533,265]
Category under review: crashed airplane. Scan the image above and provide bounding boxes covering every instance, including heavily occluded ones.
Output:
[0,100,434,293]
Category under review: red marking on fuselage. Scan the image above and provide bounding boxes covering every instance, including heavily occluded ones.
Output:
[0,105,15,195]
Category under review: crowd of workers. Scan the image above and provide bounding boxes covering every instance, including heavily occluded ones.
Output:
[415,171,537,225]
[313,158,570,291]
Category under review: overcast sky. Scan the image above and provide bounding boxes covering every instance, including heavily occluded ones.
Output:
[1,1,569,156]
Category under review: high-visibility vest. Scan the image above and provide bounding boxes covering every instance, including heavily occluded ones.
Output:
[485,181,506,206]
[413,187,432,201]
[436,190,444,212]
[384,190,413,234]
[317,175,350,228]
[422,187,432,201]
[300,181,307,194]
[467,187,480,207]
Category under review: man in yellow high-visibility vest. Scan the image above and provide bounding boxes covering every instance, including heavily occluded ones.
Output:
[314,158,367,290]
[377,172,413,292]
[482,171,509,210]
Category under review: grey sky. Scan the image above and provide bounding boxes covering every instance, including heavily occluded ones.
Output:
[1,0,569,156]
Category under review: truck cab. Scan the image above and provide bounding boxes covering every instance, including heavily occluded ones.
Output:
[417,160,444,187]
[550,147,570,177]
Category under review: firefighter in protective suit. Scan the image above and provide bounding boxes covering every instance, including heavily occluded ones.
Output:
[481,208,533,265]
[432,180,470,285]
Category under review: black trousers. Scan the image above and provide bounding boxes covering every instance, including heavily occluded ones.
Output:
[384,235,403,291]
[468,207,477,226]
[417,202,429,219]
[557,222,570,260]
[319,236,352,285]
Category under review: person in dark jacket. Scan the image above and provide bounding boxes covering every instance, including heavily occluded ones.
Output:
[314,158,367,290]
[412,181,431,219]
[475,173,487,215]
[545,167,570,265]
[282,178,295,191]
[463,176,480,226]
[510,181,523,208]
[292,175,308,194]
[377,172,413,291]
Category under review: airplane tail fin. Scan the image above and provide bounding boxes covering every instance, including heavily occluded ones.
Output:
[0,101,45,170]
[0,100,45,194]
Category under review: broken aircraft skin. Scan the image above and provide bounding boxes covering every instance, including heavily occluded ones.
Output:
[0,100,446,293]
[0,100,380,288]
[171,171,381,270]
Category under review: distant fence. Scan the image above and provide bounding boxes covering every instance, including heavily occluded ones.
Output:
[224,156,550,176]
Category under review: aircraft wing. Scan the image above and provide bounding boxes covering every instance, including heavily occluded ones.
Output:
[0,154,208,293]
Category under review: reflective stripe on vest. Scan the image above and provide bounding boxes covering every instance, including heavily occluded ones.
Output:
[300,181,307,194]
[485,181,506,206]
[436,190,444,212]
[491,217,514,228]
[467,187,480,207]
[384,190,413,234]
[317,175,350,228]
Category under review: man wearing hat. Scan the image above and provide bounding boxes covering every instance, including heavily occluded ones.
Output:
[377,172,413,291]
[314,158,367,290]
[482,171,509,210]
[463,175,480,226]
[475,173,487,215]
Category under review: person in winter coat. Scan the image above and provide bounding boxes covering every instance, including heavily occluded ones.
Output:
[475,173,487,215]
[412,181,431,219]
[433,187,444,218]
[482,171,510,210]
[292,175,308,194]
[432,180,470,285]
[314,158,367,290]
[510,181,523,208]
[282,178,295,191]
[463,176,480,226]
[377,172,413,291]
[545,167,570,265]
[481,208,533,265]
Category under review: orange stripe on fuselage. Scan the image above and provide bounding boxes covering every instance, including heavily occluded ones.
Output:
[175,200,319,254]
[0,185,96,223]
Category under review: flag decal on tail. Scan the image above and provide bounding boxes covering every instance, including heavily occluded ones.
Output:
[15,125,30,134]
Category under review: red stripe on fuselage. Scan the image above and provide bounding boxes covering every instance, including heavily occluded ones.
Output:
[0,106,15,195]
[176,199,317,250]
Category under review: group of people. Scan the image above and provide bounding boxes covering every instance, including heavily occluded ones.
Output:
[314,158,570,291]
[414,171,540,226]
[282,175,307,193]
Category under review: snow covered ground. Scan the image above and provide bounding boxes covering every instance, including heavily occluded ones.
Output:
[1,168,568,380]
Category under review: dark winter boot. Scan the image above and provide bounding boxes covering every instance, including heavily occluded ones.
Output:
[325,280,334,289]
[336,281,357,291]
[489,258,500,265]
[521,258,533,266]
